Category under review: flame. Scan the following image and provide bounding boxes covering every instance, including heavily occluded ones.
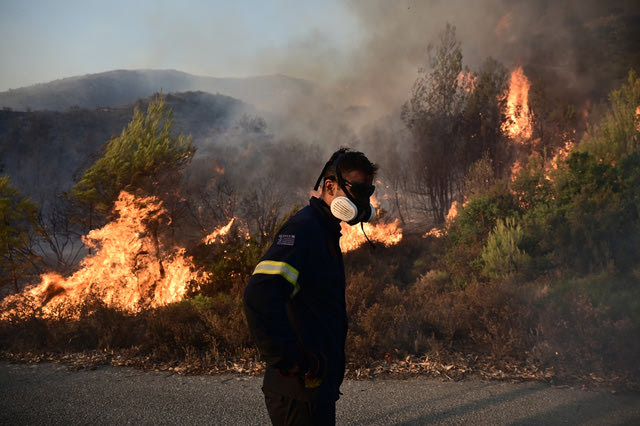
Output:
[203,218,235,244]
[502,66,533,140]
[424,201,461,238]
[2,191,208,320]
[548,135,575,173]
[510,160,523,180]
[636,105,640,132]
[340,220,403,253]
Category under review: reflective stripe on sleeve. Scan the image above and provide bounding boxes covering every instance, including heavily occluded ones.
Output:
[253,260,301,296]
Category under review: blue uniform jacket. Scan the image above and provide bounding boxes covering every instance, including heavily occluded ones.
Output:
[243,197,347,402]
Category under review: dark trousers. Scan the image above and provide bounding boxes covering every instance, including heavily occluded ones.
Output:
[263,387,336,426]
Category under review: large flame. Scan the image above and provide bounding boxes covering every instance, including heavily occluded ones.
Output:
[340,219,403,253]
[2,191,208,320]
[339,196,403,252]
[503,66,533,140]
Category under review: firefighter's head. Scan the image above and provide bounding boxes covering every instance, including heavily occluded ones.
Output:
[314,148,378,225]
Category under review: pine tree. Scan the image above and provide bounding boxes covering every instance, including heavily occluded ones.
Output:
[71,95,194,224]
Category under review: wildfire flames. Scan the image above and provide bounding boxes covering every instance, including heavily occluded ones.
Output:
[1,187,406,319]
[503,66,533,140]
[1,191,208,320]
[339,196,403,252]
[424,201,461,238]
[203,218,236,244]
[340,219,403,253]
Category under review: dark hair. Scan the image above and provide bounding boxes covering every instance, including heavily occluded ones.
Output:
[323,147,378,181]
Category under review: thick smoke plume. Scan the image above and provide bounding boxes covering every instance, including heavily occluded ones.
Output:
[254,0,638,127]
[238,1,640,208]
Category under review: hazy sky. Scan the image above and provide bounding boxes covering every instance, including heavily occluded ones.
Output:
[2,0,637,112]
[0,0,363,91]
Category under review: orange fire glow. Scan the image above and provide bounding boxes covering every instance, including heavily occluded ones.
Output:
[424,201,461,238]
[340,219,403,253]
[1,191,208,320]
[503,66,533,140]
[548,136,575,174]
[636,105,640,132]
[203,218,236,244]
[302,195,404,252]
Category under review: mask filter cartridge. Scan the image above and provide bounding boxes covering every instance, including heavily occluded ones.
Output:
[330,196,376,224]
[330,196,357,222]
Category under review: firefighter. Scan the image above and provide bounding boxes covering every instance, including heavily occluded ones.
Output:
[244,148,378,425]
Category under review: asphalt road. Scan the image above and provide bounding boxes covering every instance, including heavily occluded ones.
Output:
[1,362,639,425]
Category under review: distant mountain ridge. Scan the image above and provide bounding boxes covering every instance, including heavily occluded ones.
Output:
[0,69,316,112]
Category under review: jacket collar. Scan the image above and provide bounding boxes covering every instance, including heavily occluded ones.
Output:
[309,197,342,238]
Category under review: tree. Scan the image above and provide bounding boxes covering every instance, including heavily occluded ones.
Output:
[71,95,195,226]
[481,217,530,279]
[460,57,510,179]
[0,175,40,292]
[401,23,469,224]
[241,177,290,247]
[35,195,86,274]
[580,69,640,163]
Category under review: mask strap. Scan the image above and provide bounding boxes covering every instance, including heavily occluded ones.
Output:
[361,222,376,251]
[314,159,333,191]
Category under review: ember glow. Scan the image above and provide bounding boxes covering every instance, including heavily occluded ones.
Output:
[2,191,208,320]
[503,66,533,140]
[458,71,477,93]
[549,137,575,173]
[340,219,403,253]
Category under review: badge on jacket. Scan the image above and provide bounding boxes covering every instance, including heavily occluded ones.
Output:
[276,234,295,246]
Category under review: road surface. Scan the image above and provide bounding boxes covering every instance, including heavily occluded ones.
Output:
[1,362,639,425]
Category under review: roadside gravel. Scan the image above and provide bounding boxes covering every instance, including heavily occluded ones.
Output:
[1,362,639,425]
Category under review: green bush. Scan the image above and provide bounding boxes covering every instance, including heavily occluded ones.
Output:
[481,217,530,279]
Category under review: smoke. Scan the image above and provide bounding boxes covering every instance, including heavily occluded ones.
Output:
[176,0,640,232]
[251,0,639,124]
[210,0,639,227]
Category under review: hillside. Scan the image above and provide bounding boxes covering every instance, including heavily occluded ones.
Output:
[0,70,316,113]
[0,91,247,207]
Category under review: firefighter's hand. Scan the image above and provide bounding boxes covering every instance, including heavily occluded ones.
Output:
[297,343,326,389]
[304,352,326,389]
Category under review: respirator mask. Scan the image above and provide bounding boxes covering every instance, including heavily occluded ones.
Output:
[314,154,376,225]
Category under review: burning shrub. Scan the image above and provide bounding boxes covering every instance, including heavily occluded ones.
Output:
[1,191,209,321]
[190,219,262,297]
